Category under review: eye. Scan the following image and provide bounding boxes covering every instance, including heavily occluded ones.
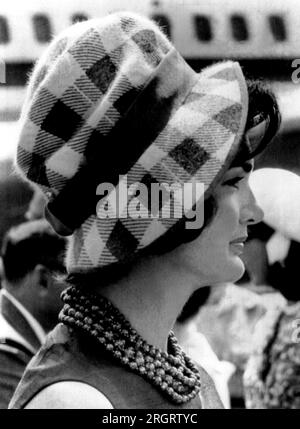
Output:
[222,177,243,189]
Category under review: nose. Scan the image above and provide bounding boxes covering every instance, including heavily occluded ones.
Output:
[240,188,264,226]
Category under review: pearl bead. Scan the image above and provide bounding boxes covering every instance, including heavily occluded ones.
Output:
[157,369,165,377]
[129,362,138,370]
[155,376,162,384]
[105,332,113,340]
[166,375,173,384]
[167,387,174,396]
[136,357,144,365]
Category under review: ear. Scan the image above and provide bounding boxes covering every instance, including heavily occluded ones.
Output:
[32,264,51,292]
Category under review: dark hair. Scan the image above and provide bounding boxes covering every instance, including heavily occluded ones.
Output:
[1,220,67,283]
[231,79,281,167]
[66,78,280,288]
[268,240,300,302]
[176,286,211,324]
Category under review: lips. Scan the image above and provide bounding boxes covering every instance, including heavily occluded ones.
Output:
[230,236,248,244]
[230,236,248,255]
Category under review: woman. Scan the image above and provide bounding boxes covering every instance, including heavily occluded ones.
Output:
[244,290,300,409]
[174,287,236,408]
[243,235,300,409]
[9,12,280,409]
[243,169,300,409]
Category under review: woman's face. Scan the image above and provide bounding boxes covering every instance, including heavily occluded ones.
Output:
[178,160,264,286]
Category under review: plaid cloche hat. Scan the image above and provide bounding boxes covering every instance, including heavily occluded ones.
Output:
[16,11,249,273]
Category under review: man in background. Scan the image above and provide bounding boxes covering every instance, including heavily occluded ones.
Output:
[0,219,66,408]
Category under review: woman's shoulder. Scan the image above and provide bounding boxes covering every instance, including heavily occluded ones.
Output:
[24,381,114,409]
[244,301,300,408]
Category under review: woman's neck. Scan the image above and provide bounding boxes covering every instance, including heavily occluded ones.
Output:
[96,255,203,352]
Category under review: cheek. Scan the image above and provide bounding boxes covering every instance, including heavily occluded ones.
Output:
[177,193,243,279]
[209,195,240,241]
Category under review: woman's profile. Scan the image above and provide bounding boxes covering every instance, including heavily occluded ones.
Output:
[9,11,280,409]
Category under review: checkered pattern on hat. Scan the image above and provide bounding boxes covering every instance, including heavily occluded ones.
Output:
[16,12,248,273]
[17,12,172,191]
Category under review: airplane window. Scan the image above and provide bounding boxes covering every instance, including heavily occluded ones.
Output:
[230,15,249,41]
[72,13,89,24]
[194,16,212,42]
[0,16,9,44]
[150,14,171,39]
[269,15,287,41]
[33,14,52,43]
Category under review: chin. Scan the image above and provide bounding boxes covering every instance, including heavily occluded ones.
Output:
[230,259,245,282]
[219,258,245,284]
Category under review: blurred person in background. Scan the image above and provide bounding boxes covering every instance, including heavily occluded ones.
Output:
[243,168,300,408]
[174,287,235,408]
[0,219,66,408]
[243,234,300,408]
[0,159,33,253]
[24,186,47,221]
[195,221,286,408]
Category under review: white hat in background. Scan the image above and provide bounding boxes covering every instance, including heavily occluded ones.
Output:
[249,168,300,242]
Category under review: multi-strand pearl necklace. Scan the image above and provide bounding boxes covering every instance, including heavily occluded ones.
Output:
[59,286,201,404]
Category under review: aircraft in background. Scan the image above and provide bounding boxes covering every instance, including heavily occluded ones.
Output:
[0,0,299,161]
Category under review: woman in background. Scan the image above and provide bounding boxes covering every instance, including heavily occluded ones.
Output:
[175,287,235,408]
[244,168,300,409]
